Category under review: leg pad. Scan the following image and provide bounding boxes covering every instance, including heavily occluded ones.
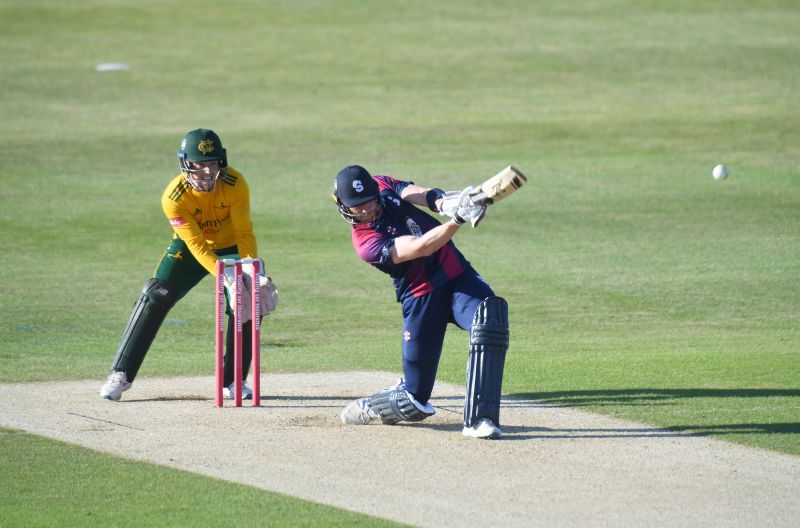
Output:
[110,278,177,381]
[369,383,435,425]
[464,296,509,428]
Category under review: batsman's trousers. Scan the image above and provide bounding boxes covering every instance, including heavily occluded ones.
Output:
[400,269,494,404]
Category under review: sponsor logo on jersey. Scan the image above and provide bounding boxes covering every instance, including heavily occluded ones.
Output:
[169,216,186,226]
[403,330,411,342]
[406,218,422,237]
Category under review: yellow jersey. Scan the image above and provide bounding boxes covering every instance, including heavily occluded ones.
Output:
[161,166,257,275]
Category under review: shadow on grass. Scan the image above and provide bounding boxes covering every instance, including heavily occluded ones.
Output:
[510,388,800,408]
[663,422,800,436]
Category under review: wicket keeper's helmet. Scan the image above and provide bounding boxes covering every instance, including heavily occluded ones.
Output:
[333,165,381,224]
[177,129,228,192]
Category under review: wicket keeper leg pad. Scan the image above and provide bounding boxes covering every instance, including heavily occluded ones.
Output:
[111,278,178,379]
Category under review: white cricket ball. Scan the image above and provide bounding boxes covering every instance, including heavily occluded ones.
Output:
[712,164,729,181]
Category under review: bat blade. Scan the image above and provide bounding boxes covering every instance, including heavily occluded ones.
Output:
[468,166,527,206]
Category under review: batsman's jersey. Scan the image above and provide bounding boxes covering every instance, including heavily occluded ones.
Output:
[351,176,470,302]
[161,167,257,275]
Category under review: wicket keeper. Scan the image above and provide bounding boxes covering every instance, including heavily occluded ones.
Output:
[100,129,277,401]
[332,165,509,439]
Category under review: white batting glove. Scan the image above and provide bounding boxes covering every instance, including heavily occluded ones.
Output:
[444,186,486,227]
[462,203,487,228]
[438,188,469,219]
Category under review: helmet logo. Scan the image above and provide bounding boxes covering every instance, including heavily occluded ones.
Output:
[352,180,364,193]
[197,140,215,155]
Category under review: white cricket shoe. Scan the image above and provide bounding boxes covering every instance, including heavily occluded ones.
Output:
[462,418,502,440]
[223,380,253,400]
[100,371,132,401]
[340,397,380,425]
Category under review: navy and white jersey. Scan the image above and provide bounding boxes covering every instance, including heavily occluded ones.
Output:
[351,176,471,302]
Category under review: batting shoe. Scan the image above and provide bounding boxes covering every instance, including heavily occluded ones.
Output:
[462,418,502,440]
[100,371,132,401]
[223,380,253,400]
[340,397,380,425]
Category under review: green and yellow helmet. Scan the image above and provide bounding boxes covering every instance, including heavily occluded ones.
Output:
[176,129,228,191]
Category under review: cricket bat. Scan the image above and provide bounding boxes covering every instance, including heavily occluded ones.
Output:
[468,166,527,206]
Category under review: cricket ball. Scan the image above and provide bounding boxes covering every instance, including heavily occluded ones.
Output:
[712,164,729,181]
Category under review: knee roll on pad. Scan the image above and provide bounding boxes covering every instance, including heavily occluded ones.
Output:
[464,296,509,428]
[369,387,435,425]
[110,278,178,380]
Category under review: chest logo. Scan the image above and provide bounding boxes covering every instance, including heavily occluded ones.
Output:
[406,218,422,237]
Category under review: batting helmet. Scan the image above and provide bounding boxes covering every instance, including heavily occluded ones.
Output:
[332,165,381,224]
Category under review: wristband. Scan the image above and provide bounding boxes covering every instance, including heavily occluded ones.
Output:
[452,213,465,225]
[425,188,445,212]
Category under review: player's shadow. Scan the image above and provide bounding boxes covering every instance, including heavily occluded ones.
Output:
[408,422,688,439]
[500,388,800,440]
[123,394,356,408]
[495,423,800,441]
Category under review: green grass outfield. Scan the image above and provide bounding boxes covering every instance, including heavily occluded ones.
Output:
[1,0,798,525]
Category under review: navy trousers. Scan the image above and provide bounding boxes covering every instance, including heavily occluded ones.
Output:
[400,269,494,403]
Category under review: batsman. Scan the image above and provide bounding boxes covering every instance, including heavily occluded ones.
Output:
[333,165,523,439]
[100,129,278,402]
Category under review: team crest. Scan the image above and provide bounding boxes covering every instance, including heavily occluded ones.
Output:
[197,139,215,155]
[406,218,422,237]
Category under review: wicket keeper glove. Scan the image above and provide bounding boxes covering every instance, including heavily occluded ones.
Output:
[222,267,254,322]
[258,275,278,316]
[241,259,279,317]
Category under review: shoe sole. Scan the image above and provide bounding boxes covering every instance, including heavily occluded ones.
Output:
[462,430,501,440]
